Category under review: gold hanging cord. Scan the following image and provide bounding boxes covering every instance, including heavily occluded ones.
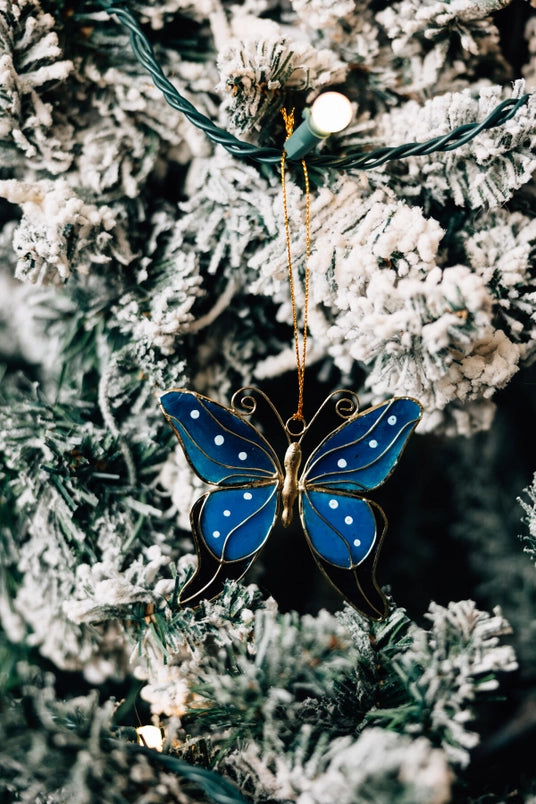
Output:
[281,108,311,424]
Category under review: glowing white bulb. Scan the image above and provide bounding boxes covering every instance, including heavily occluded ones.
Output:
[310,92,353,135]
[283,91,354,159]
[137,725,164,752]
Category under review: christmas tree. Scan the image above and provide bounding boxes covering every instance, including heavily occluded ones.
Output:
[2,0,536,800]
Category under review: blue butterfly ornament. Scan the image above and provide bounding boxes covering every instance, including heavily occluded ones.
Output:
[160,387,422,619]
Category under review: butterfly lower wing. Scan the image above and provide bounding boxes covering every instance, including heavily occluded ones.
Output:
[179,484,279,606]
[303,397,422,492]
[300,487,388,619]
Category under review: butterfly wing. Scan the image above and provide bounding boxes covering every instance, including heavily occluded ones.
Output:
[160,390,281,606]
[181,485,280,606]
[160,389,280,486]
[300,397,422,618]
[300,489,388,619]
[303,397,422,492]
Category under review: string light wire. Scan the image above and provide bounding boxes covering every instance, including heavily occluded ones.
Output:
[99,1,530,171]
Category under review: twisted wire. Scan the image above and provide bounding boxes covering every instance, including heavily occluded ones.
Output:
[101,2,530,170]
[114,741,248,804]
[101,2,281,163]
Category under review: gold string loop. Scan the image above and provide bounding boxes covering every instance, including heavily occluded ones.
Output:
[281,108,311,424]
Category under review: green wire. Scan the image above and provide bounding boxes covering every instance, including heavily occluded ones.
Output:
[99,1,530,170]
[113,740,248,804]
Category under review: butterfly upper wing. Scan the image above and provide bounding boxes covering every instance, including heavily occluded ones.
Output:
[300,397,422,618]
[159,389,281,606]
[303,397,422,492]
[160,390,280,486]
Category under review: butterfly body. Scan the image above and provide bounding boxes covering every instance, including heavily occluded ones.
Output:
[281,442,302,527]
[160,387,422,619]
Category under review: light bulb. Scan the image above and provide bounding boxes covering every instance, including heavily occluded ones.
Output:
[137,725,164,752]
[310,92,353,135]
[283,91,353,160]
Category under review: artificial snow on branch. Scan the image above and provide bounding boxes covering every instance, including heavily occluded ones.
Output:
[0,0,73,171]
[1,1,536,801]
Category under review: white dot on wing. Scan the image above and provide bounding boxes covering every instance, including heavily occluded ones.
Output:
[388,415,397,425]
[329,499,338,509]
[353,538,361,547]
[214,434,224,446]
[345,516,353,525]
[238,451,247,461]
[223,509,231,517]
[337,458,347,468]
[213,530,220,538]
[190,409,200,419]
[244,492,253,500]
[369,439,378,448]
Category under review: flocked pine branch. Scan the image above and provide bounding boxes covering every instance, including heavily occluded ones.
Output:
[216,30,347,136]
[1,1,536,802]
[0,373,177,678]
[0,635,249,804]
[0,0,74,171]
[376,0,511,95]
[124,587,516,802]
